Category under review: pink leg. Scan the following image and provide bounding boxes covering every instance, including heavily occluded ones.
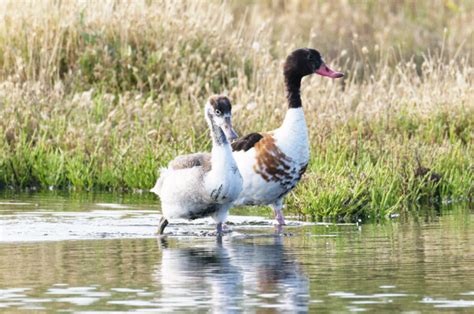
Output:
[270,200,286,226]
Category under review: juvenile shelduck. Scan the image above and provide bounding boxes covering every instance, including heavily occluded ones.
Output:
[151,96,242,235]
[230,48,344,227]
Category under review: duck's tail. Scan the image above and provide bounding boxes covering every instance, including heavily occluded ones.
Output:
[150,167,169,197]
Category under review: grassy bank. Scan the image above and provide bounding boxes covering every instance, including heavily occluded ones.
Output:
[0,1,473,221]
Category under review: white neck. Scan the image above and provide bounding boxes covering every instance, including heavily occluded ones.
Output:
[211,143,234,170]
[278,107,308,139]
[205,141,236,195]
[274,107,309,162]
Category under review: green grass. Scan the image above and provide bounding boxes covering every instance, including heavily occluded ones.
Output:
[1,98,471,221]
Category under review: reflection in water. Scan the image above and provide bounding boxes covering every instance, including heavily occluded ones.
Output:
[156,236,309,312]
[0,193,473,312]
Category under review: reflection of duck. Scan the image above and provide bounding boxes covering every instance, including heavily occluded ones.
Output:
[228,237,309,312]
[156,238,242,312]
[154,237,309,312]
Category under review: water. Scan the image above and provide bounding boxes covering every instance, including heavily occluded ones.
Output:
[0,193,473,312]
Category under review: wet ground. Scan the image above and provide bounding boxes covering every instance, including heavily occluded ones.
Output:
[0,192,473,312]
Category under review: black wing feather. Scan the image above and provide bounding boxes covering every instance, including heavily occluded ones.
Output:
[231,133,263,152]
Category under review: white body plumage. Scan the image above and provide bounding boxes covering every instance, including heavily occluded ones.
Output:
[227,48,343,225]
[152,144,242,223]
[151,96,242,234]
[232,108,309,207]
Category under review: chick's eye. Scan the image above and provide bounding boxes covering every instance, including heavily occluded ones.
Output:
[215,109,222,116]
[308,54,313,60]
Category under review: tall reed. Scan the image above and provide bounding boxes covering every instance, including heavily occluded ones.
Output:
[0,0,472,220]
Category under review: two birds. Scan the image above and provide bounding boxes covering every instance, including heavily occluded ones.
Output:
[151,48,344,235]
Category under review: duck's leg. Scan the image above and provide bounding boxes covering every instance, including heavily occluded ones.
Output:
[270,199,286,226]
[213,205,229,237]
[157,216,169,235]
[216,222,223,237]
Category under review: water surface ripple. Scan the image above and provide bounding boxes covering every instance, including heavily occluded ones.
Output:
[0,193,473,312]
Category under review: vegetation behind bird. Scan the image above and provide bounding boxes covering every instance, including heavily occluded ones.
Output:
[0,0,472,221]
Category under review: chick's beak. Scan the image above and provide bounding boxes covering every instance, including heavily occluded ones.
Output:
[222,117,238,141]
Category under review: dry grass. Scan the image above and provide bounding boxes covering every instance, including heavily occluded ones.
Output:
[0,0,472,220]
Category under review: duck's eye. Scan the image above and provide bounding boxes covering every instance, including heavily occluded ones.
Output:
[215,109,222,116]
[308,54,313,60]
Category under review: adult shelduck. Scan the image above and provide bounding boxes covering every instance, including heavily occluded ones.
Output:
[231,48,344,227]
[151,96,243,235]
